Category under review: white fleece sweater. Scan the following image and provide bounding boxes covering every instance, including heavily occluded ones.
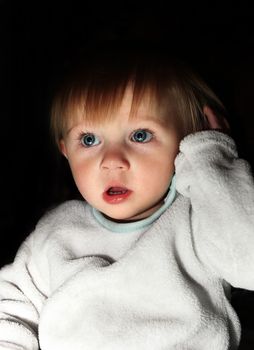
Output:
[0,131,254,350]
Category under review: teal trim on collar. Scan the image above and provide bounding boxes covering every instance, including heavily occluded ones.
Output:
[92,175,176,233]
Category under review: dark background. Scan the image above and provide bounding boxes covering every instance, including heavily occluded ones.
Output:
[1,1,254,345]
[2,0,254,261]
[1,2,254,260]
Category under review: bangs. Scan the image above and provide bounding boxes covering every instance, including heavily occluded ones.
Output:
[51,57,167,143]
[64,77,159,127]
[50,49,226,146]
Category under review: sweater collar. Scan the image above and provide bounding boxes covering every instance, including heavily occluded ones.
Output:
[92,175,176,233]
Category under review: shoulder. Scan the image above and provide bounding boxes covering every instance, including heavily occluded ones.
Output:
[37,200,88,228]
[27,200,91,248]
[2,201,92,280]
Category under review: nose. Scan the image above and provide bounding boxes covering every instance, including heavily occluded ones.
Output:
[100,147,130,171]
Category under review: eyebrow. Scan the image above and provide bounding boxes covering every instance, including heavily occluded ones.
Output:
[129,114,168,127]
[65,114,168,136]
[66,125,78,135]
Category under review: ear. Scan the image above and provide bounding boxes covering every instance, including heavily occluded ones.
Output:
[203,105,230,133]
[59,139,68,159]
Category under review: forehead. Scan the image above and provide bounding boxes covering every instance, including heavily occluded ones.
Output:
[65,84,168,132]
[117,86,159,115]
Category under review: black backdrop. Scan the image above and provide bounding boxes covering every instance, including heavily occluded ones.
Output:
[1,1,254,265]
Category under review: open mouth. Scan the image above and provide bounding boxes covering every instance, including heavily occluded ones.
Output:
[103,186,132,204]
[107,187,129,195]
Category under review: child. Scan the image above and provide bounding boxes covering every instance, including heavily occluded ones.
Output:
[0,49,254,350]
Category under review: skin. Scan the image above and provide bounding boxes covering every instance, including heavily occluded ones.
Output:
[60,87,228,223]
[203,106,230,133]
[60,88,181,222]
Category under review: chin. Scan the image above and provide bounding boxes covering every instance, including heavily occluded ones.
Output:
[102,208,139,222]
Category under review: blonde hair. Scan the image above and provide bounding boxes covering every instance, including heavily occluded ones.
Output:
[50,51,226,147]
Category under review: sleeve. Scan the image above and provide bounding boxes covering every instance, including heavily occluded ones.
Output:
[0,234,46,350]
[175,130,254,290]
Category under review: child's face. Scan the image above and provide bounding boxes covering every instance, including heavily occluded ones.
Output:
[60,88,181,222]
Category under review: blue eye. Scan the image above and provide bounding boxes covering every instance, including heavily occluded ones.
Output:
[131,129,153,143]
[80,133,100,147]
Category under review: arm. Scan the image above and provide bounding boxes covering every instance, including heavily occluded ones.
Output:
[175,110,254,289]
[0,200,112,350]
[0,235,46,350]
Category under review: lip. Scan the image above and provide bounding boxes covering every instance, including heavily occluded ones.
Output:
[102,186,132,204]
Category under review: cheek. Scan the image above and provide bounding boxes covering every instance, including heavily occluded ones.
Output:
[137,154,175,186]
[68,160,94,192]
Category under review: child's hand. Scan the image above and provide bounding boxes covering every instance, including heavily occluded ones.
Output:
[203,106,230,134]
